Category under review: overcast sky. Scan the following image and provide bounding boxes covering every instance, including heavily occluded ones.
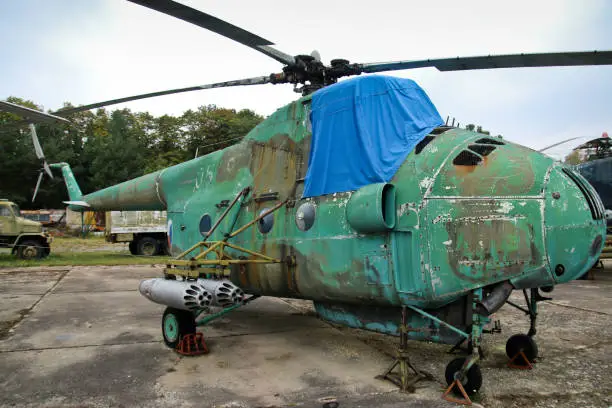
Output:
[1,0,611,158]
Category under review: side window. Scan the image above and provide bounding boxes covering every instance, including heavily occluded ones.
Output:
[0,207,12,217]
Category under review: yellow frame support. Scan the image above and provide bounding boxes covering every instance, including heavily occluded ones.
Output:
[164,199,285,279]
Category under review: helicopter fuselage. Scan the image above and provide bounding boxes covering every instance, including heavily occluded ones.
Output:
[58,91,606,314]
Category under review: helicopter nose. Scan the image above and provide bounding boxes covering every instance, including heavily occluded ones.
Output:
[544,165,606,283]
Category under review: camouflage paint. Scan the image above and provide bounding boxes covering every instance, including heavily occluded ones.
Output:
[55,93,606,325]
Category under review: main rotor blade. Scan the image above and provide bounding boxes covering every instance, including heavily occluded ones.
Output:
[360,50,612,73]
[30,124,45,160]
[127,0,295,65]
[0,100,71,125]
[538,137,583,153]
[53,75,273,115]
[32,172,43,203]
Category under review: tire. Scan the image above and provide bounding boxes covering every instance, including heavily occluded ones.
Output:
[162,307,196,349]
[16,240,43,260]
[445,357,482,396]
[506,334,538,362]
[136,236,158,256]
[42,244,51,258]
[159,239,170,256]
[128,240,137,255]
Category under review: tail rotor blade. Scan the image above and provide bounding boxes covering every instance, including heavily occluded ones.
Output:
[43,161,54,179]
[30,124,45,160]
[32,172,44,203]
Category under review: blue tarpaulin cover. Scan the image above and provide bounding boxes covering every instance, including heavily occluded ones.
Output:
[303,75,443,198]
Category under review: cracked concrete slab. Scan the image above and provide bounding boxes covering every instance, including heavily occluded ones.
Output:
[52,265,160,294]
[0,265,610,408]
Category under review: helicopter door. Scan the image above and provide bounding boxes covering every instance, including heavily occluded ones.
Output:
[250,140,297,203]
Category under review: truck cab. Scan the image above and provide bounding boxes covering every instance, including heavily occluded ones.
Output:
[0,199,52,259]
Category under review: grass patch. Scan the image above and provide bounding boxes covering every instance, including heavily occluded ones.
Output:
[0,251,162,267]
[0,236,165,267]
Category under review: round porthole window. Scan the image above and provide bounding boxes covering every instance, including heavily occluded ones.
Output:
[199,214,212,236]
[258,208,274,234]
[295,202,315,231]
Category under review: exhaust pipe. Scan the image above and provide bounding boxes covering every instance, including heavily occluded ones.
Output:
[139,278,245,311]
[477,281,514,315]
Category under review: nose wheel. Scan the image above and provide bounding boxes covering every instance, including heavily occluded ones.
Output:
[504,288,548,368]
[506,334,538,369]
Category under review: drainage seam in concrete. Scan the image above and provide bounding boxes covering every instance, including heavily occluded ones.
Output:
[0,339,162,353]
[0,327,337,354]
[48,290,139,294]
[2,268,71,337]
[545,301,610,315]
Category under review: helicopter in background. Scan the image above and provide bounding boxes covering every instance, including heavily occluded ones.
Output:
[573,136,612,229]
[3,0,612,402]
[540,133,612,232]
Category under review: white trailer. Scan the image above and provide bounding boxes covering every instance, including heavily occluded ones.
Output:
[105,211,168,256]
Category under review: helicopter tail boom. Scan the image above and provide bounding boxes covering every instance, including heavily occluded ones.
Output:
[50,162,167,212]
[82,170,167,212]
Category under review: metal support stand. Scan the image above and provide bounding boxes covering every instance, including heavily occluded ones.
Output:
[377,306,433,393]
[176,333,209,356]
[507,350,534,370]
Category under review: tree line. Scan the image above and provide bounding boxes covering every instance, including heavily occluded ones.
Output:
[0,97,264,210]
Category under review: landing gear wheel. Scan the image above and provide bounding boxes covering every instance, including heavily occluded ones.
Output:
[444,357,482,396]
[137,236,158,256]
[17,240,42,260]
[162,307,196,349]
[506,334,538,362]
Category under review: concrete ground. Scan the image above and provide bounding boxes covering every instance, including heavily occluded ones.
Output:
[0,265,611,408]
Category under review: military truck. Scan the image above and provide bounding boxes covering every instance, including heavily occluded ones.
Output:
[0,199,52,259]
[105,210,168,256]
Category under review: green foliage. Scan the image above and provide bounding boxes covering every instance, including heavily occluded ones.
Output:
[0,100,264,209]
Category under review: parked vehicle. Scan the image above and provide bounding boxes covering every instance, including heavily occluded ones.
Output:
[0,199,52,259]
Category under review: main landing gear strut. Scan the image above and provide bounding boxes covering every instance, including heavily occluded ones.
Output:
[380,286,549,406]
[379,289,489,406]
[161,295,261,356]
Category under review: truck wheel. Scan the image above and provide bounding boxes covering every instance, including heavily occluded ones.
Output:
[17,240,43,260]
[137,236,158,256]
[159,239,170,256]
[42,244,51,258]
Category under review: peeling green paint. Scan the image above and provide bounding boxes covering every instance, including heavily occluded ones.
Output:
[55,96,606,329]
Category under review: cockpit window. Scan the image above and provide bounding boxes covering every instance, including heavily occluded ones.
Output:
[475,138,505,145]
[415,136,435,154]
[468,144,496,157]
[453,150,482,166]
